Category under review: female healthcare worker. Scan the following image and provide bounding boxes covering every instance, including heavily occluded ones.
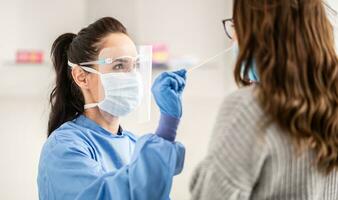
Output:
[191,0,338,199]
[37,17,187,200]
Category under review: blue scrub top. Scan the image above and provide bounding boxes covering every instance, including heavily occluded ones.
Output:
[37,115,185,200]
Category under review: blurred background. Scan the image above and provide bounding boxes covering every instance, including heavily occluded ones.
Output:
[0,0,337,199]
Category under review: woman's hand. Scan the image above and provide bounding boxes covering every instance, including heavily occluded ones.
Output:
[152,69,187,119]
[152,69,187,141]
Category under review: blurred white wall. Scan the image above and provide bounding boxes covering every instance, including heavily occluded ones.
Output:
[135,0,229,60]
[87,0,139,41]
[0,0,88,64]
[0,0,88,199]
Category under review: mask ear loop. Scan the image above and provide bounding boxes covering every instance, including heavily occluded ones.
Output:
[84,103,99,109]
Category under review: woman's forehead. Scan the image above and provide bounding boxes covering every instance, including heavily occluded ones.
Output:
[99,33,137,57]
[99,46,137,60]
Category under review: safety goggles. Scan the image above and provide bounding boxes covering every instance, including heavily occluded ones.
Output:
[68,55,143,74]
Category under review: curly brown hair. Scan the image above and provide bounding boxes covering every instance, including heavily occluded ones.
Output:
[233,0,338,174]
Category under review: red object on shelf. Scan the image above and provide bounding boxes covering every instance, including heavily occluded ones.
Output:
[16,50,44,64]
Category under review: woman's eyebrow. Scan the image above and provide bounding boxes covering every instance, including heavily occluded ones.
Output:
[112,58,128,63]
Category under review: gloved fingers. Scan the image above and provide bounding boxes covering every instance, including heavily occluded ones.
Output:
[165,73,185,91]
[160,76,179,91]
[152,71,186,93]
[155,71,172,82]
[157,71,186,84]
[152,72,169,92]
[172,69,187,80]
[174,71,186,93]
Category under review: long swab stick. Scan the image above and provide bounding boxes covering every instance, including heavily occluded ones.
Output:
[187,45,234,72]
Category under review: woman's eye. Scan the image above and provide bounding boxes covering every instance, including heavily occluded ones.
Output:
[113,63,124,70]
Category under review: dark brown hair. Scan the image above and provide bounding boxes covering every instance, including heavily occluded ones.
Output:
[48,17,127,137]
[233,0,338,174]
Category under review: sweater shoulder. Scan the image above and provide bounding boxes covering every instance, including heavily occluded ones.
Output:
[224,85,257,105]
[218,85,263,121]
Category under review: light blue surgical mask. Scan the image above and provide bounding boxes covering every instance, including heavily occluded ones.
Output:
[232,42,259,82]
[96,72,144,117]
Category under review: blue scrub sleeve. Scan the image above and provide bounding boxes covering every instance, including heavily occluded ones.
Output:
[155,114,180,141]
[43,134,185,200]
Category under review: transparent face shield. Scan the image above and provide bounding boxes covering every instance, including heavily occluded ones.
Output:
[73,45,152,123]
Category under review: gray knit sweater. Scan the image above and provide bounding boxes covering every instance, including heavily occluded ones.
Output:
[190,86,338,200]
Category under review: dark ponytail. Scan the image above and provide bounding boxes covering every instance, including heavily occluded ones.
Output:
[48,17,127,137]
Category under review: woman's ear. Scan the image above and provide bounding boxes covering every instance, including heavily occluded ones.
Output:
[71,66,90,89]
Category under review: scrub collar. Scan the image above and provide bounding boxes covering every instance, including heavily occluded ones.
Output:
[74,115,124,136]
